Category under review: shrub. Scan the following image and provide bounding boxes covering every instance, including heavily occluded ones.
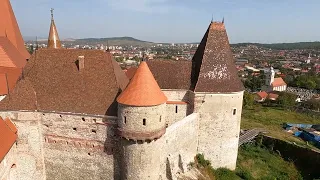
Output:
[196,154,211,167]
[214,168,240,180]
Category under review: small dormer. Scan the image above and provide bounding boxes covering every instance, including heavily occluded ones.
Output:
[75,56,85,71]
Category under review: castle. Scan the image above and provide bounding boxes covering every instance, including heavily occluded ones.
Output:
[0,2,244,180]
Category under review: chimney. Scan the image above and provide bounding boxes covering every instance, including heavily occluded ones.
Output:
[75,56,85,71]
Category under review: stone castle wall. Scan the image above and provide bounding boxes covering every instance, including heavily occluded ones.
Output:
[0,111,118,180]
[0,87,242,179]
[0,112,46,180]
[160,113,199,179]
[118,104,166,134]
[162,90,194,126]
[194,91,244,170]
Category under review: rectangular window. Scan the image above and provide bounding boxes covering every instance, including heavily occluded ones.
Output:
[175,106,178,113]
[160,116,162,122]
[233,108,237,115]
[124,116,127,124]
[143,119,146,126]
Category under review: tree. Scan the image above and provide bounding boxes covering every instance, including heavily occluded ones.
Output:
[243,91,255,109]
[303,99,320,111]
[277,92,297,109]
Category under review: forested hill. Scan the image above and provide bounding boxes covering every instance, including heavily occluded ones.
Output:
[231,42,320,50]
[74,37,154,46]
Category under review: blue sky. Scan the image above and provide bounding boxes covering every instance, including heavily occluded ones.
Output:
[11,0,320,43]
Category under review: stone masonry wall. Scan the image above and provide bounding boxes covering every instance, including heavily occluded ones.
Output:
[0,111,46,180]
[165,104,187,126]
[41,113,118,180]
[162,90,194,126]
[194,91,244,170]
[118,104,166,133]
[0,111,118,180]
[160,113,199,179]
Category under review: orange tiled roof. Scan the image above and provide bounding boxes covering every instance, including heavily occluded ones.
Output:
[4,117,17,134]
[256,91,268,99]
[271,77,287,87]
[268,93,279,100]
[117,61,167,106]
[0,37,26,68]
[0,0,30,59]
[0,67,22,95]
[0,116,17,161]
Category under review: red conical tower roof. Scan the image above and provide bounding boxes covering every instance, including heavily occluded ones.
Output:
[117,61,167,106]
[47,8,61,49]
[0,0,30,59]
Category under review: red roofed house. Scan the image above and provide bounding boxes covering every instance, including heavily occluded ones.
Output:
[264,67,287,92]
[0,0,30,100]
[255,91,268,102]
[0,117,17,180]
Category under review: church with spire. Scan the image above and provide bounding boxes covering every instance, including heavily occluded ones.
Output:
[0,3,244,180]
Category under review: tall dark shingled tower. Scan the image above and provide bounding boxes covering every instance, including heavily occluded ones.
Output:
[191,20,244,170]
[191,21,244,92]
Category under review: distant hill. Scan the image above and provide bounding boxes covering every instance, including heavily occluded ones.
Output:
[72,37,154,47]
[231,42,320,50]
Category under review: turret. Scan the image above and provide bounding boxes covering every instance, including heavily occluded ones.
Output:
[116,61,167,180]
[47,8,62,49]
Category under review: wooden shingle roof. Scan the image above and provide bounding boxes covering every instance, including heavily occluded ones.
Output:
[0,49,129,116]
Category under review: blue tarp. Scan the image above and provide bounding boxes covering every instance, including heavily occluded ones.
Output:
[284,123,313,130]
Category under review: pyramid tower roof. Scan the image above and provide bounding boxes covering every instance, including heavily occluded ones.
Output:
[48,8,61,49]
[117,61,167,106]
[0,0,30,59]
[191,21,244,92]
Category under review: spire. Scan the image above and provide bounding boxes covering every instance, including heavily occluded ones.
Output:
[222,17,224,24]
[47,8,62,49]
[117,61,167,106]
[211,14,213,22]
[0,0,30,59]
[190,21,244,92]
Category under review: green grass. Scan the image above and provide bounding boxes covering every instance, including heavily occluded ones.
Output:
[195,144,302,180]
[241,105,320,149]
[236,144,302,180]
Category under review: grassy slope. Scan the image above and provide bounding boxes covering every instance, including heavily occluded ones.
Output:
[241,106,320,149]
[237,145,302,180]
[194,144,302,180]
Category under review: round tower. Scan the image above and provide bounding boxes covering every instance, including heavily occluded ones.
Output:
[116,61,167,180]
[265,66,275,86]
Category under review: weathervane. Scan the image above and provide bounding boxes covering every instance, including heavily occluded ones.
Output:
[50,8,54,20]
